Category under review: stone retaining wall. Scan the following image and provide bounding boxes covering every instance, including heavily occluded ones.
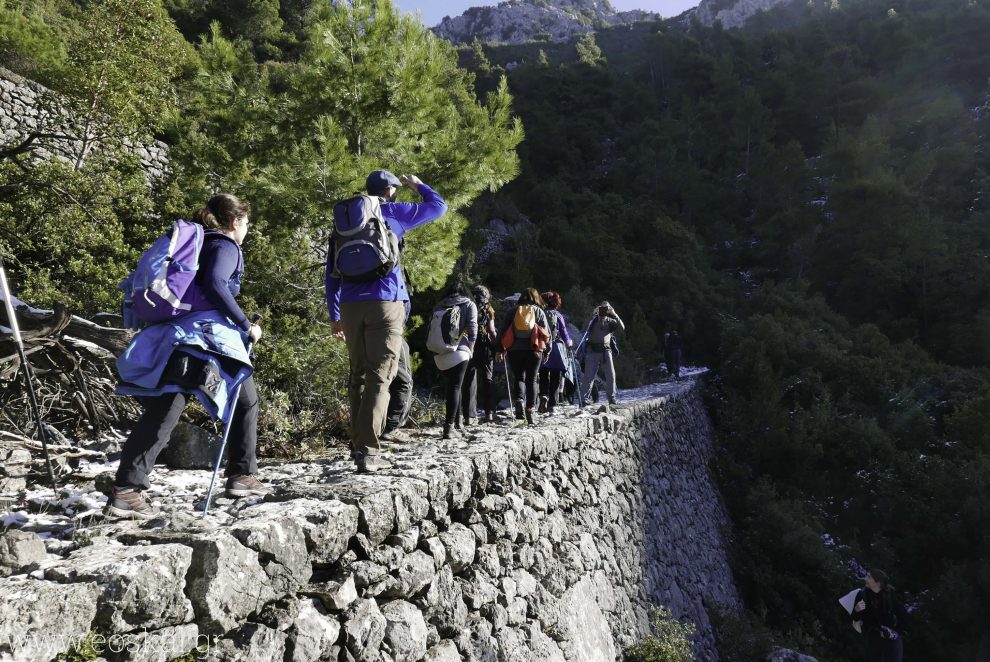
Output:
[0,66,168,178]
[0,380,739,661]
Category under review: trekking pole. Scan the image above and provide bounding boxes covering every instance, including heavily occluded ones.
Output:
[501,354,513,413]
[203,313,260,516]
[573,322,591,411]
[0,255,59,496]
[572,351,584,412]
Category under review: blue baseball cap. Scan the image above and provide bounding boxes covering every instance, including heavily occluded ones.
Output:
[366,170,401,195]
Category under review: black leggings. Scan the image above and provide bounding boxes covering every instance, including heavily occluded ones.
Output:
[116,376,259,490]
[463,352,495,419]
[538,367,563,409]
[441,359,469,426]
[507,350,542,409]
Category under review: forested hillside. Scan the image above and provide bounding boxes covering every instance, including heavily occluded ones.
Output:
[462,0,990,659]
[2,0,990,659]
[0,0,521,452]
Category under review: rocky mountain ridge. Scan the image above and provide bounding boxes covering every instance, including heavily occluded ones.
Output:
[433,0,656,45]
[433,0,797,45]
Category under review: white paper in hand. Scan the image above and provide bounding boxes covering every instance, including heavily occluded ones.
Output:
[838,588,860,614]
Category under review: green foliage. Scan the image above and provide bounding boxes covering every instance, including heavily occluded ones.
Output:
[623,606,696,662]
[55,0,194,153]
[461,0,990,658]
[575,32,605,67]
[161,0,523,438]
[55,632,102,661]
[0,0,70,82]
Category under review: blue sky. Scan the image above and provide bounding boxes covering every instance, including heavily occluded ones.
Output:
[393,0,700,28]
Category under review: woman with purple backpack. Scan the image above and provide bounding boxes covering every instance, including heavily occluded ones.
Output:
[107,194,267,519]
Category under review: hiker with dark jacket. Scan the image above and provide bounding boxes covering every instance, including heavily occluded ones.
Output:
[852,569,908,662]
[579,302,624,406]
[432,283,478,439]
[497,288,550,425]
[462,284,498,425]
[108,194,266,519]
[664,330,683,379]
[326,171,447,473]
[538,291,572,415]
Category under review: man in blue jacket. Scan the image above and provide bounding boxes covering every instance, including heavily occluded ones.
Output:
[326,170,447,472]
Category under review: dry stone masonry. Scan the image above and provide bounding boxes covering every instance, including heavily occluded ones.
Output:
[0,379,740,661]
[0,66,168,179]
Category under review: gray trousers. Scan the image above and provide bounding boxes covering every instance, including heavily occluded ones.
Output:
[581,349,615,400]
[384,338,412,433]
[340,300,405,456]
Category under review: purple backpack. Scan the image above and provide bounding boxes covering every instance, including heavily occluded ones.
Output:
[120,220,204,330]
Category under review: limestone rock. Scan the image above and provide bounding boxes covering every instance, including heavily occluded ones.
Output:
[437,523,475,572]
[303,574,358,611]
[289,598,341,662]
[230,511,312,594]
[433,0,657,46]
[119,531,276,635]
[344,598,387,661]
[381,600,428,662]
[386,550,436,599]
[159,422,221,469]
[205,623,287,661]
[0,577,99,661]
[45,543,194,633]
[0,529,47,577]
[424,640,460,662]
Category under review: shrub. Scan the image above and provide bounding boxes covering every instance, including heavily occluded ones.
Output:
[624,606,696,662]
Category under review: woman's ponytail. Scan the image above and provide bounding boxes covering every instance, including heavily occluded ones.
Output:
[191,193,250,230]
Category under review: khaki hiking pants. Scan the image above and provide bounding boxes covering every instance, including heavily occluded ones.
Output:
[340,300,406,457]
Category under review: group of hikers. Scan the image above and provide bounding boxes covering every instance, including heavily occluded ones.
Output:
[104,171,678,512]
[98,170,906,662]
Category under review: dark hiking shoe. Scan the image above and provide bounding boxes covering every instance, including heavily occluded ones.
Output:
[513,400,524,420]
[538,396,548,414]
[608,396,617,405]
[442,425,462,440]
[356,454,393,474]
[525,408,536,426]
[105,487,156,520]
[484,412,495,424]
[225,474,269,498]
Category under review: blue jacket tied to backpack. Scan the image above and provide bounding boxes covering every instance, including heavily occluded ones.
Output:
[116,231,253,421]
[325,183,447,320]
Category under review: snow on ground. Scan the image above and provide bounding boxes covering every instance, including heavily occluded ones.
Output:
[2,372,705,554]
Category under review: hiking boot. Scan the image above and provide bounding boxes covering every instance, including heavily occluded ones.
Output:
[608,396,617,406]
[484,411,495,424]
[381,428,414,444]
[442,424,461,440]
[547,403,555,415]
[356,453,393,474]
[538,396,548,414]
[104,486,156,520]
[454,417,463,431]
[463,417,477,427]
[225,474,269,498]
[525,408,535,426]
[513,400,524,420]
